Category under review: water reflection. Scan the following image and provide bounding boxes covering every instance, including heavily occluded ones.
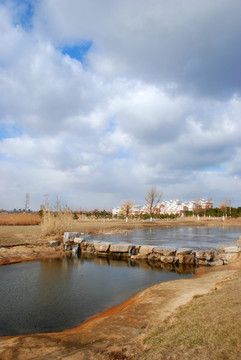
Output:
[0,255,195,336]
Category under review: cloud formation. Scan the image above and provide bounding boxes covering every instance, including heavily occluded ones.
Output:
[0,0,241,210]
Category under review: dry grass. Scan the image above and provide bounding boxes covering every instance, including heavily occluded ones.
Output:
[141,271,241,360]
[40,207,75,237]
[0,213,41,226]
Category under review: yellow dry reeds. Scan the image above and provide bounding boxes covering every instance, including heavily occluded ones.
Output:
[40,205,75,237]
[0,213,41,226]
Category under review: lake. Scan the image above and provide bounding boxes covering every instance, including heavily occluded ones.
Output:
[88,226,241,249]
[0,255,194,336]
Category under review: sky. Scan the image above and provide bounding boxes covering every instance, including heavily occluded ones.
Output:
[0,0,241,210]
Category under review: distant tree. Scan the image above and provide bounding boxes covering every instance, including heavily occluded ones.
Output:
[220,202,227,218]
[145,186,162,221]
[120,200,134,221]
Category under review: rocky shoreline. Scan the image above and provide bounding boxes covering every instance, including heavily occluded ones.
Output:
[64,232,241,267]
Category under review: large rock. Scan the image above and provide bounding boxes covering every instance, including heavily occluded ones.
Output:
[153,247,176,256]
[160,256,175,264]
[81,241,96,253]
[194,250,214,261]
[139,245,155,255]
[74,237,85,244]
[63,232,80,244]
[176,248,193,255]
[176,254,195,265]
[223,246,241,263]
[148,253,162,261]
[94,242,111,253]
[109,244,131,253]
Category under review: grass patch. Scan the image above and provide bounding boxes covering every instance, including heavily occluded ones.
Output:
[0,213,41,226]
[142,272,241,360]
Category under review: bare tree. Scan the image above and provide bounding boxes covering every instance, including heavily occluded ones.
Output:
[220,201,227,219]
[120,200,134,221]
[145,186,162,220]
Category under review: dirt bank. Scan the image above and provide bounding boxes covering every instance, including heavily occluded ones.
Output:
[0,259,240,360]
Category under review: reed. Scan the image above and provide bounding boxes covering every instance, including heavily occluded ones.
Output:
[40,205,75,237]
[0,213,41,226]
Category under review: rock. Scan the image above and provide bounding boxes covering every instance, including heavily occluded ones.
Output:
[160,256,175,264]
[109,244,131,253]
[223,246,241,253]
[63,232,80,243]
[196,259,210,266]
[176,254,195,265]
[210,259,224,266]
[74,237,85,244]
[49,241,60,247]
[138,245,155,255]
[176,248,193,255]
[94,242,111,253]
[148,253,162,261]
[194,250,214,261]
[81,241,95,253]
[153,247,176,256]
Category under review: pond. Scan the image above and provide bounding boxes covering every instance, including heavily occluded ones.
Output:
[88,226,241,249]
[0,255,194,336]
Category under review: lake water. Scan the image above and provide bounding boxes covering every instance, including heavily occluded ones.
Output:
[88,226,241,249]
[0,256,195,336]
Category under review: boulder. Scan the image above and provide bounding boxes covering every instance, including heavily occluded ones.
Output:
[153,247,176,256]
[160,256,175,264]
[176,248,193,256]
[176,254,195,265]
[94,242,111,253]
[210,259,224,266]
[148,253,162,261]
[81,241,96,253]
[73,237,85,244]
[223,246,241,263]
[109,244,131,253]
[196,259,211,266]
[194,250,214,261]
[63,232,80,244]
[138,245,155,255]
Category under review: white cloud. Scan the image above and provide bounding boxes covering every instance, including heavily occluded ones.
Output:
[0,1,241,210]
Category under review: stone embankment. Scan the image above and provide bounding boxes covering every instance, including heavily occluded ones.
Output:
[63,232,241,266]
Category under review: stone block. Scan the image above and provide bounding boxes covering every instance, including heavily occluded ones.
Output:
[148,253,162,261]
[138,245,155,255]
[153,247,176,256]
[109,244,131,253]
[225,252,240,263]
[223,246,241,253]
[176,248,193,255]
[160,256,175,264]
[81,241,95,253]
[196,259,210,266]
[177,254,195,265]
[63,232,80,243]
[194,250,214,261]
[94,242,111,253]
[73,237,85,244]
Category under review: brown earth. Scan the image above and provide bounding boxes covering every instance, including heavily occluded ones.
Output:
[0,219,241,359]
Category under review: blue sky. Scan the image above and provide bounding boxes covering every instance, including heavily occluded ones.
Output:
[0,0,241,210]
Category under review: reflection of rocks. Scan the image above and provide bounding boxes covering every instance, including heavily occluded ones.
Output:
[62,232,241,267]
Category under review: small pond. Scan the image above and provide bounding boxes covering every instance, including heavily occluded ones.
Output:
[0,255,194,336]
[88,226,241,249]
